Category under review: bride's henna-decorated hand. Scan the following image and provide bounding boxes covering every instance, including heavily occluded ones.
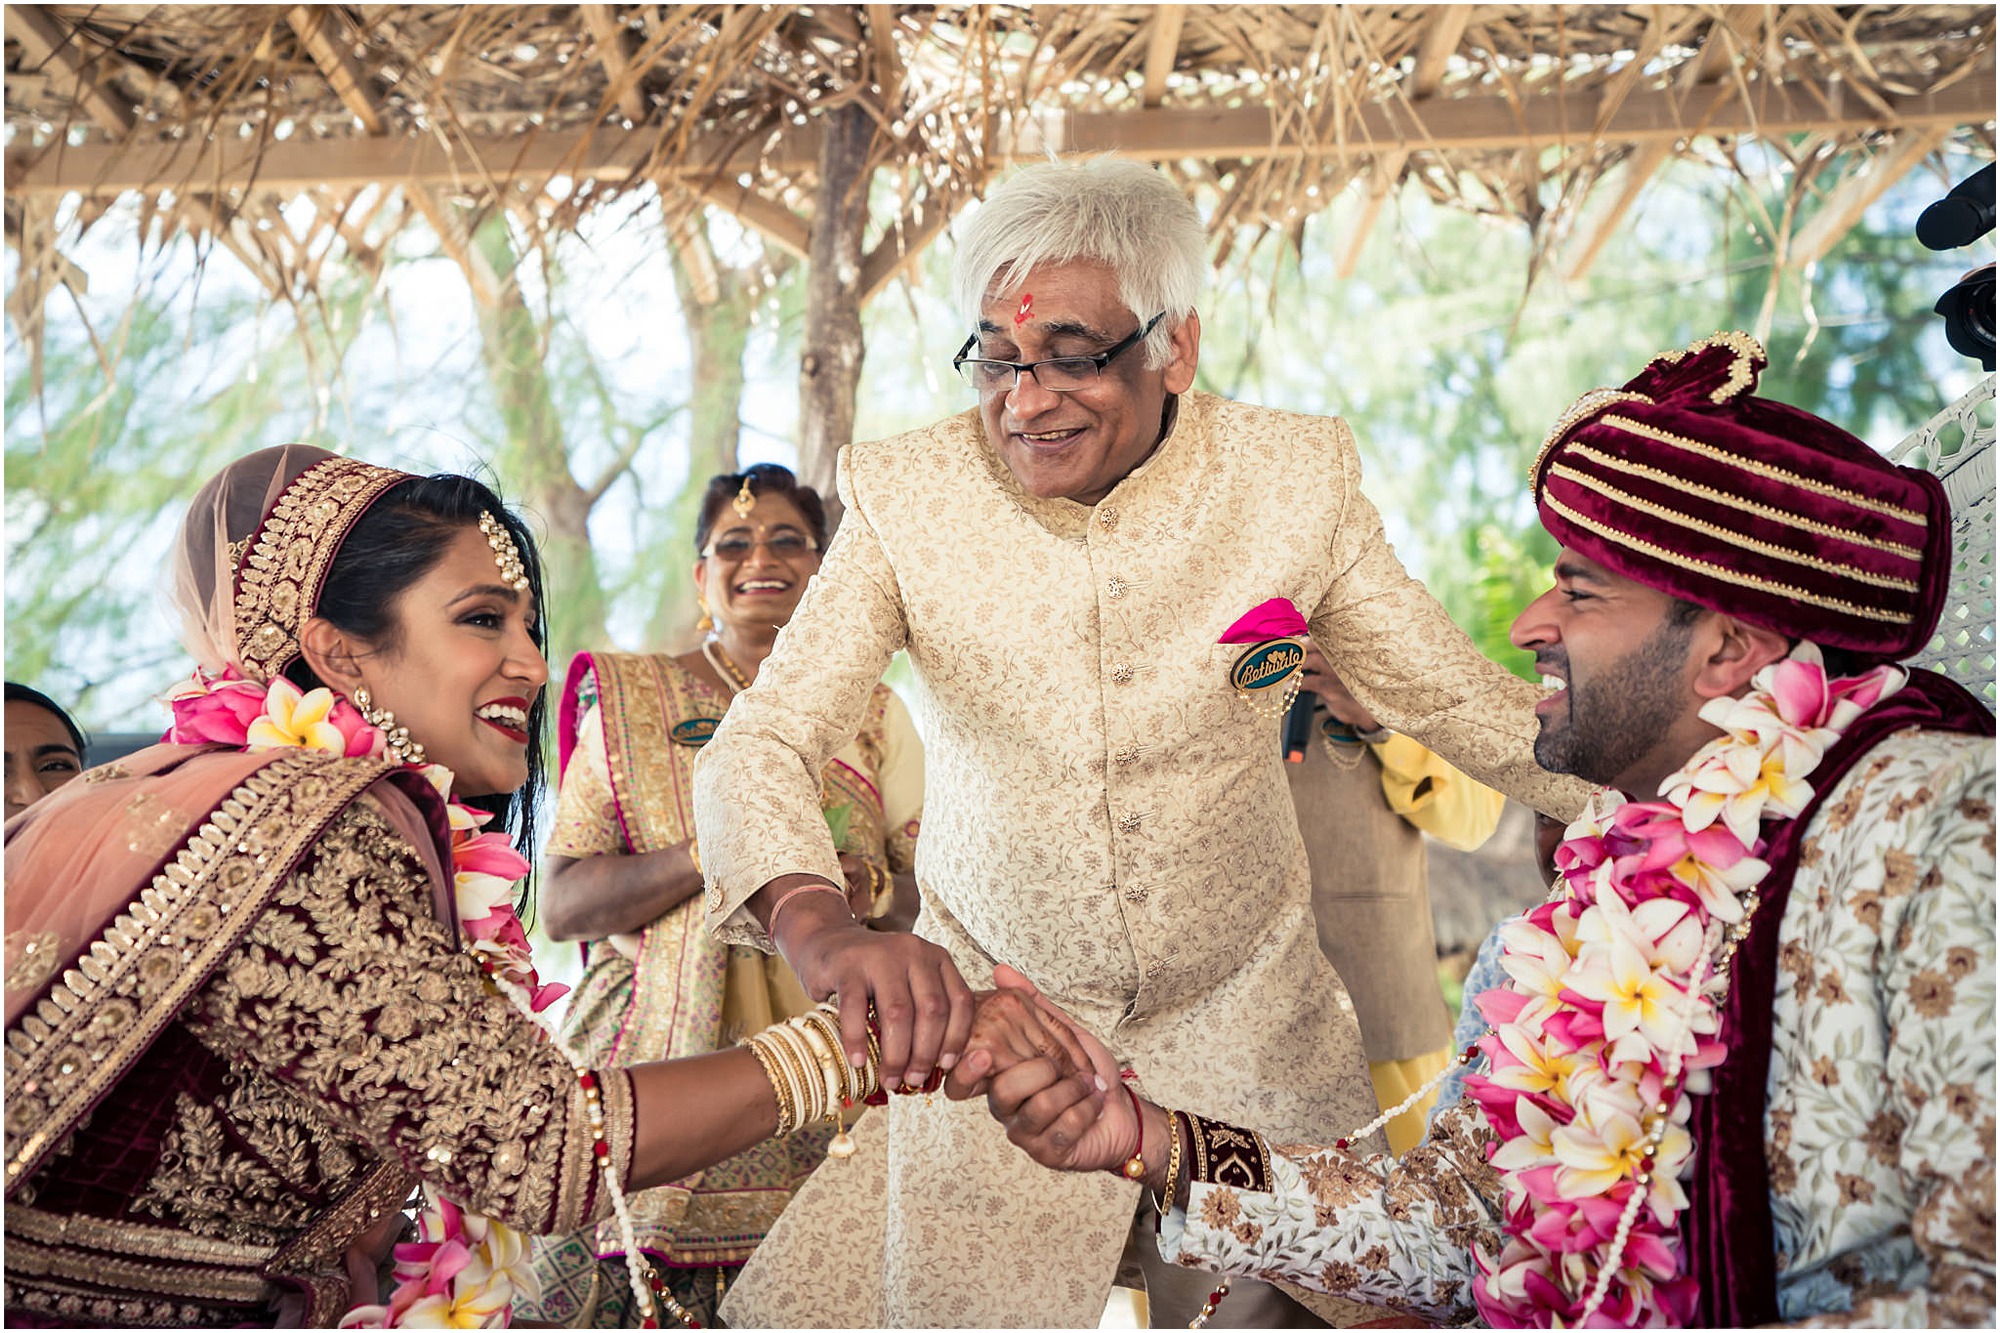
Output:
[941,985,1095,1100]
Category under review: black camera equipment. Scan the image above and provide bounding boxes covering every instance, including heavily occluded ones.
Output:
[1916,164,1995,371]
[1282,690,1317,763]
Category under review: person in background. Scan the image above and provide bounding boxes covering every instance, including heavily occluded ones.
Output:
[524,463,923,1326]
[5,683,87,821]
[1290,647,1503,1153]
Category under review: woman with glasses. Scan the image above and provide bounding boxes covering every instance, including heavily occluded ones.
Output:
[524,463,924,1326]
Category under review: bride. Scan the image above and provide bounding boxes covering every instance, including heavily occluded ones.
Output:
[3,445,1075,1329]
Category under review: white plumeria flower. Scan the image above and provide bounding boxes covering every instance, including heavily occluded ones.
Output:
[1564,927,1690,1055]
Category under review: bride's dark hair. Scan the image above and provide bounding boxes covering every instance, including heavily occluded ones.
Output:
[283,474,550,916]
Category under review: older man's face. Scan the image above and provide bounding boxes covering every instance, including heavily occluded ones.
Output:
[970,261,1198,506]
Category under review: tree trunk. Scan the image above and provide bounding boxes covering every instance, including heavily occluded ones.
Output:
[466,211,609,667]
[796,102,875,528]
[645,227,762,649]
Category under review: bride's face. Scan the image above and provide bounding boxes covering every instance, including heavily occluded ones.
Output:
[361,525,548,797]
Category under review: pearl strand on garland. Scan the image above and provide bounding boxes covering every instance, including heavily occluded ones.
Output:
[1574,918,1724,1326]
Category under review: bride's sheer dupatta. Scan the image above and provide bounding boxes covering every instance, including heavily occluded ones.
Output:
[4,446,454,1154]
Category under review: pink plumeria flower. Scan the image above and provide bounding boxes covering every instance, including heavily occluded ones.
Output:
[1549,1093,1651,1200]
[1500,906,1582,1028]
[1663,733,1817,848]
[1491,1096,1563,1181]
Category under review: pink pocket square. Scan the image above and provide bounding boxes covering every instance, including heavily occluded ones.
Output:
[1219,598,1308,644]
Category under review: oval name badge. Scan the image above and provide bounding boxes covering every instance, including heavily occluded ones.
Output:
[1229,638,1305,693]
[670,716,723,747]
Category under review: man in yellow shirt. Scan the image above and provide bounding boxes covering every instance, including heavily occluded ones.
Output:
[1289,647,1503,1152]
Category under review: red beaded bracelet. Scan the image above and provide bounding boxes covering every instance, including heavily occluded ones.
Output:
[1116,1083,1146,1180]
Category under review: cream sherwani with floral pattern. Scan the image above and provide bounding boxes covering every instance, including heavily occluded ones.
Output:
[694,391,1591,1327]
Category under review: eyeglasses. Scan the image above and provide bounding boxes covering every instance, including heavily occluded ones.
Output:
[952,313,1166,394]
[701,532,819,560]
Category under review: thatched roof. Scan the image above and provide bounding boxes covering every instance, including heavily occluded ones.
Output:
[5,4,1995,309]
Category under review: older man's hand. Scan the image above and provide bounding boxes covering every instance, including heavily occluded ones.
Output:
[771,888,975,1090]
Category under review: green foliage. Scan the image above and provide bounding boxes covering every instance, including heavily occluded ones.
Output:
[4,266,382,722]
[6,146,1986,732]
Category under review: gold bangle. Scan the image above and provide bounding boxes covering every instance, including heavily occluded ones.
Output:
[686,839,703,877]
[866,861,890,913]
[741,1033,796,1134]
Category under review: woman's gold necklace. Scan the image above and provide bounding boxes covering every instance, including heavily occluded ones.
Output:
[702,637,753,694]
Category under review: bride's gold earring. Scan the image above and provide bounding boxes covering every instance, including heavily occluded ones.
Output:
[696,596,714,636]
[353,687,428,766]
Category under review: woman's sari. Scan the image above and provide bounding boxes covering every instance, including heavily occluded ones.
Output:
[522,652,921,1325]
[3,744,455,1326]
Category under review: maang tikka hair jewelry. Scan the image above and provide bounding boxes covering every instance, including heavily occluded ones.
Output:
[354,687,428,766]
[732,475,756,518]
[477,511,531,593]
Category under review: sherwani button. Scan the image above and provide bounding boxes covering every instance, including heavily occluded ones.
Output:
[1098,507,1118,530]
[1106,576,1127,599]
[1123,886,1148,903]
[1111,664,1134,684]
[1117,812,1142,833]
[1114,746,1139,766]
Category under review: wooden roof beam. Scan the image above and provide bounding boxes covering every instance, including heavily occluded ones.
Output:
[404,188,502,306]
[1335,149,1406,279]
[1563,7,1770,282]
[580,4,649,124]
[286,7,385,136]
[685,176,813,260]
[1410,5,1473,100]
[1141,7,1186,109]
[865,6,905,99]
[6,5,136,136]
[859,194,958,302]
[1337,4,1473,279]
[1789,126,1953,267]
[12,76,1993,198]
[4,4,274,297]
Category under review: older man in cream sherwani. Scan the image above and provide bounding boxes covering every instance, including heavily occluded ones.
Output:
[692,158,1592,1328]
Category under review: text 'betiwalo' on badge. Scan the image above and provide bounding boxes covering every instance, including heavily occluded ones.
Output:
[1218,598,1309,720]
[671,716,722,747]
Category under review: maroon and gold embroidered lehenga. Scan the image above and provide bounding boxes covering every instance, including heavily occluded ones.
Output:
[3,447,636,1327]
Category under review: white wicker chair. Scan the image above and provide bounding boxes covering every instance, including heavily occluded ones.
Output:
[1888,375,1996,701]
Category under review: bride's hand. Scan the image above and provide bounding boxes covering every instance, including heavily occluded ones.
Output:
[971,965,1138,1175]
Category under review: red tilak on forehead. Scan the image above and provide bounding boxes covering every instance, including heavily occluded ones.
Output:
[1014,293,1033,326]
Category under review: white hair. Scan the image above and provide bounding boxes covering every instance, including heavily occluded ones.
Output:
[951,157,1207,369]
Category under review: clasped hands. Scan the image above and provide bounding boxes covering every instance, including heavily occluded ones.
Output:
[770,889,1136,1175]
[946,966,1145,1179]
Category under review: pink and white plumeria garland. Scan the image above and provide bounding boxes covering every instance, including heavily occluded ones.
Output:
[1461,645,1904,1328]
[167,668,567,1328]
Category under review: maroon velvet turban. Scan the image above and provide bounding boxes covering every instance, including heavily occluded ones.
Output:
[1531,332,1951,663]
